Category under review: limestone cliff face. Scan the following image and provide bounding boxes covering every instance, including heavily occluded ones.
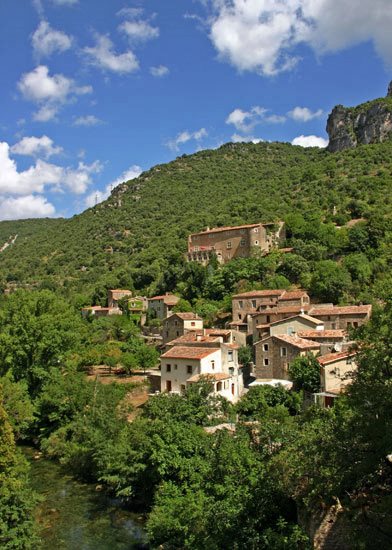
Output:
[326,82,392,152]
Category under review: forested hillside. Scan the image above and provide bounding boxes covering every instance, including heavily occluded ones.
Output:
[0,140,392,305]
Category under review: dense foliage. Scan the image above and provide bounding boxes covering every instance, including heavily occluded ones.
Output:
[0,141,392,310]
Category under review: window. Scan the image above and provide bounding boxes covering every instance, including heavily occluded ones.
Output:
[176,331,180,337]
[331,323,336,329]
[238,300,243,309]
[254,228,259,233]
[166,364,171,372]
[280,347,287,357]
[187,365,192,374]
[174,364,178,370]
[288,326,294,336]
[238,313,242,320]
[211,360,215,370]
[240,238,246,247]
[191,321,195,326]
[227,241,232,249]
[174,320,178,326]
[254,240,259,245]
[263,343,269,352]
[353,322,358,328]
[217,381,223,391]
[166,380,172,392]
[251,299,257,308]
[228,350,233,362]
[263,358,269,366]
[266,315,271,323]
[180,384,186,393]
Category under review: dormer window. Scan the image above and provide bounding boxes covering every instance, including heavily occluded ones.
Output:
[227,241,232,249]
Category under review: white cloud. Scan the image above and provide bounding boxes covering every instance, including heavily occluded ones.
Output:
[291,135,328,148]
[0,195,56,221]
[117,8,144,19]
[166,128,208,151]
[0,141,101,195]
[119,20,159,42]
[18,65,92,121]
[226,106,285,132]
[83,35,139,74]
[32,20,72,58]
[11,135,62,158]
[73,115,103,126]
[231,133,263,144]
[288,106,324,122]
[85,165,142,208]
[150,65,169,77]
[204,0,392,76]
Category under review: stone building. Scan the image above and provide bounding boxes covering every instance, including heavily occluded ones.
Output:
[160,341,244,402]
[308,305,372,330]
[187,222,285,265]
[314,351,358,407]
[108,289,133,308]
[162,312,203,345]
[148,294,180,320]
[254,334,320,380]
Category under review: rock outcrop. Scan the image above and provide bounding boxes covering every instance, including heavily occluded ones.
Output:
[327,82,392,152]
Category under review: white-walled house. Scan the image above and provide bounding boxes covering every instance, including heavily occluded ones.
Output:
[160,343,244,402]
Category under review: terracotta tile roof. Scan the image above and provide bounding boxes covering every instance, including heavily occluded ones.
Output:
[109,289,132,294]
[269,314,323,327]
[273,334,321,350]
[298,330,346,339]
[188,372,231,382]
[255,324,270,329]
[233,289,284,299]
[279,290,309,300]
[149,294,180,304]
[161,346,220,360]
[317,351,357,365]
[172,312,202,320]
[166,333,220,346]
[309,305,372,316]
[253,305,310,316]
[190,223,262,237]
[225,343,240,349]
[205,329,231,336]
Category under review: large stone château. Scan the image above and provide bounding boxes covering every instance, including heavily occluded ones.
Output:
[187,221,285,265]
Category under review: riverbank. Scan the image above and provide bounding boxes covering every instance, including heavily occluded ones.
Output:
[23,446,148,549]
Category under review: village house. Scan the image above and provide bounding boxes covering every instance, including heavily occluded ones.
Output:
[297,330,350,355]
[164,328,246,350]
[314,351,358,407]
[148,294,180,320]
[187,221,285,265]
[254,334,320,380]
[108,289,133,308]
[308,305,372,330]
[81,305,121,318]
[231,289,310,335]
[162,312,204,345]
[160,341,244,402]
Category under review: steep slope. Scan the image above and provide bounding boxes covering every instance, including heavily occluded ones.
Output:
[327,82,392,152]
[0,140,392,297]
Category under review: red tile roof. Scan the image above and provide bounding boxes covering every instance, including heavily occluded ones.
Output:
[171,312,202,320]
[298,330,346,339]
[317,351,357,365]
[269,313,323,326]
[279,290,309,301]
[149,294,180,304]
[166,333,220,346]
[309,305,372,316]
[252,305,310,316]
[161,346,220,360]
[233,289,284,299]
[190,223,262,237]
[272,334,321,350]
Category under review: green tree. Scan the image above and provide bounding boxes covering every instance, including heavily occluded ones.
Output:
[288,354,321,393]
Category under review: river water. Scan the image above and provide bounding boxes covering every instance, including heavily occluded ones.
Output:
[23,447,148,550]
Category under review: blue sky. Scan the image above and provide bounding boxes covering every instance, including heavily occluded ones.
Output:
[0,0,391,220]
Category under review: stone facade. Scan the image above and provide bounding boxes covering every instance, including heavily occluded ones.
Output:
[254,335,320,380]
[108,289,133,308]
[162,312,203,345]
[308,305,372,330]
[187,222,285,265]
[148,294,180,320]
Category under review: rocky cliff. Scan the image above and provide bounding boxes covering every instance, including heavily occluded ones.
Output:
[327,82,392,152]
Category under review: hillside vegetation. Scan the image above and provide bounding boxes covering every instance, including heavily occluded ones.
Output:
[0,140,392,304]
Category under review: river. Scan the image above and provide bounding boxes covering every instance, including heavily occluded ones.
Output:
[23,447,148,549]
